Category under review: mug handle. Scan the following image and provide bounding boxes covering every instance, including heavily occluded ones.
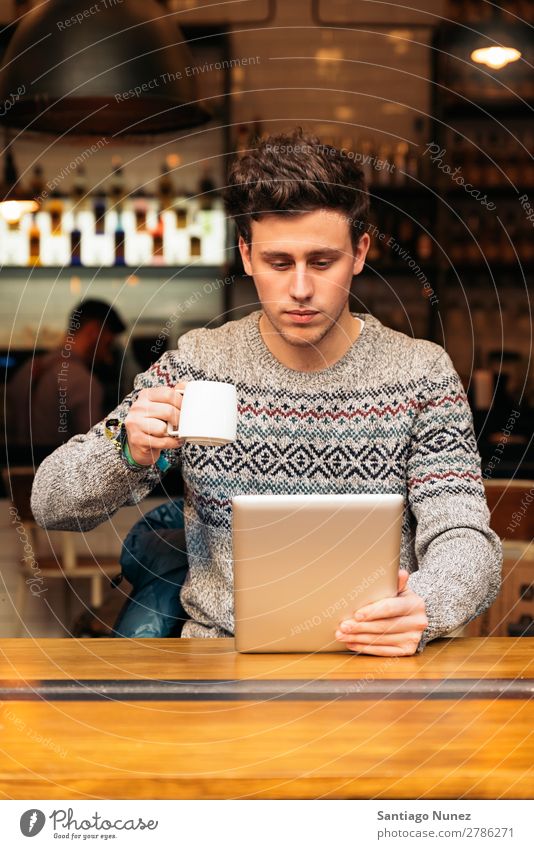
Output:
[167,388,185,437]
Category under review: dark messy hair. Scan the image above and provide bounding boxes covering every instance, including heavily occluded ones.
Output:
[224,127,369,250]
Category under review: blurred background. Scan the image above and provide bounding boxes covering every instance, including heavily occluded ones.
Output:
[0,0,532,638]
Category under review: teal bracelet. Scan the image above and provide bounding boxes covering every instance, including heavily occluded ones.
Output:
[123,437,147,470]
[105,417,174,473]
[124,433,173,473]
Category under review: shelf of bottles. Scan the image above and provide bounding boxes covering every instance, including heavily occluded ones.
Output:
[443,126,534,192]
[0,192,227,269]
[438,120,534,270]
[365,207,435,271]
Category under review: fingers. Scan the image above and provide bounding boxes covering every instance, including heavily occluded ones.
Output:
[336,614,428,637]
[342,642,421,657]
[351,591,426,624]
[137,385,186,407]
[137,384,183,410]
[125,384,188,461]
[397,569,409,593]
[336,630,424,646]
[350,595,416,623]
[129,436,184,466]
[131,433,184,451]
[133,402,180,436]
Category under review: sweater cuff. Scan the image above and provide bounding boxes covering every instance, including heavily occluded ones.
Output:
[104,416,155,474]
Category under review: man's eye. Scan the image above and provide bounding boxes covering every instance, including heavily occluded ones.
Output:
[271,263,290,270]
[312,261,333,269]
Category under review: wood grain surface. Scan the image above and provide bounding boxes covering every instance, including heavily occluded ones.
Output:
[0,638,532,800]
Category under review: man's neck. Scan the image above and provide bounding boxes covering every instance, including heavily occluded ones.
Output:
[259,310,362,373]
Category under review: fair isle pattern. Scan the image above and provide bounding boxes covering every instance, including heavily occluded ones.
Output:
[32,310,502,650]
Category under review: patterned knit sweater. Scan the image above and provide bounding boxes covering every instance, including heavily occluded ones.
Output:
[31,310,502,649]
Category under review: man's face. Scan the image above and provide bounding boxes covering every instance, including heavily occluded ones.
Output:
[238,208,369,350]
[93,326,117,366]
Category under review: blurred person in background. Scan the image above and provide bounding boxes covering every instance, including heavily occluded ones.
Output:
[6,299,126,450]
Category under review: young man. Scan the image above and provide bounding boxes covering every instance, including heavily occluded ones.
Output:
[7,299,125,449]
[31,129,502,654]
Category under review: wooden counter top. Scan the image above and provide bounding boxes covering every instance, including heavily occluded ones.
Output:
[0,637,532,800]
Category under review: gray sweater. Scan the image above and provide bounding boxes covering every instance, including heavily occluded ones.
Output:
[31,311,502,649]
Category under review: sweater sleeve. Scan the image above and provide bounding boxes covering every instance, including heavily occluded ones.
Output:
[405,349,502,650]
[31,351,181,532]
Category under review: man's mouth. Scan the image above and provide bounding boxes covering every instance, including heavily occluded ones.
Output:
[285,310,319,323]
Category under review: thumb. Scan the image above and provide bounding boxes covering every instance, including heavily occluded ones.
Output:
[397,569,410,595]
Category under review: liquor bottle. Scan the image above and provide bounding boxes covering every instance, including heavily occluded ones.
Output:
[43,191,69,265]
[150,215,164,265]
[124,186,152,266]
[87,192,114,266]
[358,137,375,185]
[114,220,126,266]
[72,165,89,206]
[30,164,45,203]
[158,161,174,211]
[198,165,216,211]
[28,213,41,266]
[68,169,85,266]
[70,226,82,266]
[48,192,63,235]
[393,142,408,186]
[108,159,126,266]
[133,188,147,232]
[93,192,106,235]
[23,165,43,267]
[376,143,392,186]
[405,145,419,181]
[190,235,202,258]
[175,203,188,229]
[415,217,433,262]
[109,157,126,209]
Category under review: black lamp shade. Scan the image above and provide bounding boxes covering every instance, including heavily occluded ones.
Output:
[0,0,211,136]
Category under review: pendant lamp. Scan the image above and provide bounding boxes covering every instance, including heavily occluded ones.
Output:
[0,0,211,136]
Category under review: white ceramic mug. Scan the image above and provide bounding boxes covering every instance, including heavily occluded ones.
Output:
[167,380,237,446]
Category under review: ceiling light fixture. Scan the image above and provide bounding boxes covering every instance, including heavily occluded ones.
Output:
[0,0,211,136]
[470,45,522,70]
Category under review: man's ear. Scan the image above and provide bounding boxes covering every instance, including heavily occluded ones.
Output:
[352,232,370,276]
[238,235,253,276]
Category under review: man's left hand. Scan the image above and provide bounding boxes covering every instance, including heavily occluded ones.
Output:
[334,570,428,656]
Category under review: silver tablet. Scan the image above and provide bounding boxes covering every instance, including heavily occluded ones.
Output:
[232,493,404,653]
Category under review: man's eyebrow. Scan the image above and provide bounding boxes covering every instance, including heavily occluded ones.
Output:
[259,248,342,259]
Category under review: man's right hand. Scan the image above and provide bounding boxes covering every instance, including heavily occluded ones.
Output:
[124,383,186,466]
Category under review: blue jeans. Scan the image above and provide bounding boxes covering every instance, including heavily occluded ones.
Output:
[113,500,189,638]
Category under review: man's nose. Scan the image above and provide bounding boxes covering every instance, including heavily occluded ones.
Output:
[288,265,314,301]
